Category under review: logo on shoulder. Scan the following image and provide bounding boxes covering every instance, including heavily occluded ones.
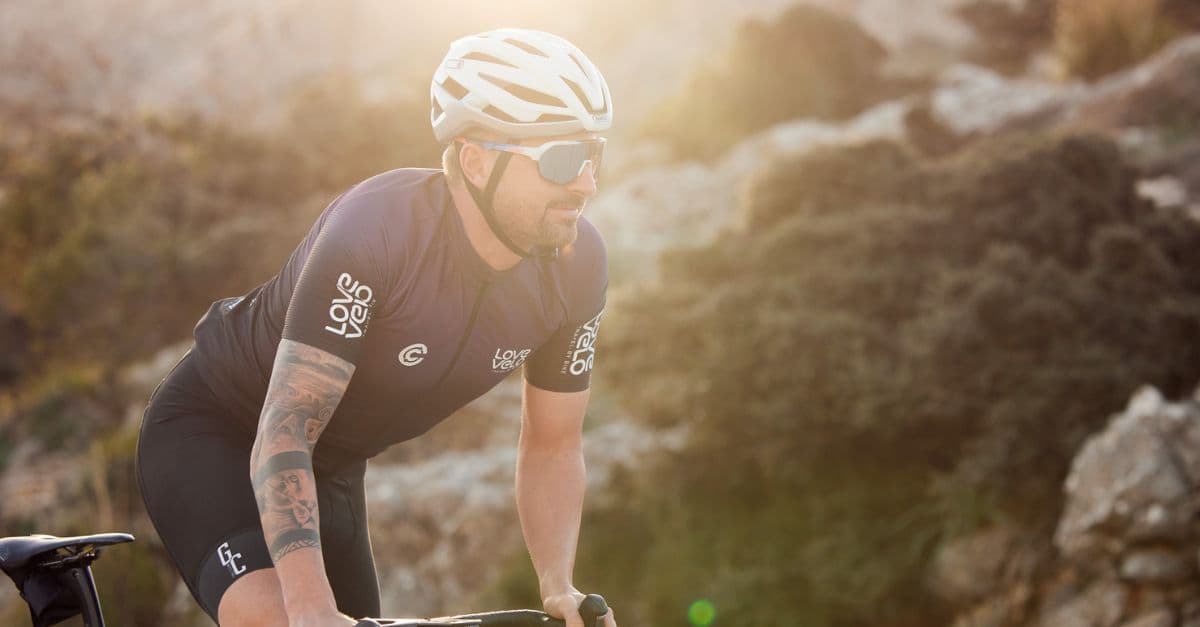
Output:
[492,348,532,373]
[325,272,374,339]
[563,310,603,376]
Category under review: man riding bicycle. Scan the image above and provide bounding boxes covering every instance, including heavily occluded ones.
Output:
[136,29,617,627]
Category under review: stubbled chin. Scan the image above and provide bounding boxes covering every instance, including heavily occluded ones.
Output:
[539,222,579,248]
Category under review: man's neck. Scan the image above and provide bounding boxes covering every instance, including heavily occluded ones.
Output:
[448,183,524,271]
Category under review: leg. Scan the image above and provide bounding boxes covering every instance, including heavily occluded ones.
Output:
[137,352,379,623]
[136,352,275,623]
[211,471,379,626]
[217,568,288,627]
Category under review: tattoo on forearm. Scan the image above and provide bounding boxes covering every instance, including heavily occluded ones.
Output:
[252,451,311,486]
[270,529,322,561]
[249,340,355,564]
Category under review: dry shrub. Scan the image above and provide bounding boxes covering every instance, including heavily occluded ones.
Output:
[1055,0,1180,80]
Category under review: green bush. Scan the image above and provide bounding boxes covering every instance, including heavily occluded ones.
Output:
[86,426,175,627]
[16,365,111,452]
[1,116,303,367]
[0,75,439,375]
[547,133,1200,625]
[640,5,898,161]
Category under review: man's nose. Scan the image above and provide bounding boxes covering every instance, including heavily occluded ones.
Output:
[565,161,598,196]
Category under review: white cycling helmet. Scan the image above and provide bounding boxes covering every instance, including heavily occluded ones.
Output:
[431,28,613,144]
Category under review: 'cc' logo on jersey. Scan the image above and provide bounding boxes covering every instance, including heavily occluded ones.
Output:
[398,343,428,367]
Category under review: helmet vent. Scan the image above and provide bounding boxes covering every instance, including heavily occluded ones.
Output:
[480,73,566,108]
[442,77,469,100]
[462,52,517,68]
[568,53,590,80]
[483,105,520,123]
[535,113,576,122]
[503,38,549,58]
[562,77,606,115]
[431,95,444,119]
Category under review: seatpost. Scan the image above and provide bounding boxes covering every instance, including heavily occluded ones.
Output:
[62,565,105,627]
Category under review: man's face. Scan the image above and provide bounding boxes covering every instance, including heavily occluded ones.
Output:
[488,131,601,250]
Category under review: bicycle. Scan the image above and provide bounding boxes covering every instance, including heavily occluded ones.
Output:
[0,532,610,627]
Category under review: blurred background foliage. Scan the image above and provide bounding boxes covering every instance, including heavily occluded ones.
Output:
[640,5,904,161]
[1054,0,1199,79]
[580,135,1200,625]
[1,0,1200,625]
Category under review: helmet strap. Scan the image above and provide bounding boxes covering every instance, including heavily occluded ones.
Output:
[463,150,558,260]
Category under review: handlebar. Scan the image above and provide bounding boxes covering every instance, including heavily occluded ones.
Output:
[355,594,609,627]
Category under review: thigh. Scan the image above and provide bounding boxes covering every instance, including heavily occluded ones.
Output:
[138,414,273,620]
[137,354,273,621]
[137,353,380,621]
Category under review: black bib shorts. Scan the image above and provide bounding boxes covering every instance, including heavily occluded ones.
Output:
[135,350,380,622]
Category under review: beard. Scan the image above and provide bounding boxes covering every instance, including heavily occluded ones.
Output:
[533,208,580,248]
[496,194,582,250]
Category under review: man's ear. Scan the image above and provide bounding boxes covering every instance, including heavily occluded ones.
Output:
[459,140,493,188]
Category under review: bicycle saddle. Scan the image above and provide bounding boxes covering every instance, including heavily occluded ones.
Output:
[0,533,135,572]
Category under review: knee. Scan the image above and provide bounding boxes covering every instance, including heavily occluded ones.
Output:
[217,569,288,627]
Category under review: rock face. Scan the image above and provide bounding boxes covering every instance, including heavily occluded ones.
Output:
[587,100,910,277]
[931,35,1200,213]
[595,34,1200,281]
[928,64,1085,135]
[1056,386,1200,563]
[945,385,1200,626]
[931,525,1043,607]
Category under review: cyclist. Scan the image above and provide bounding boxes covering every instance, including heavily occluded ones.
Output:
[136,28,617,627]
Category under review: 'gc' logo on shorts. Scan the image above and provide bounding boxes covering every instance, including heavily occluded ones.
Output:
[217,542,246,577]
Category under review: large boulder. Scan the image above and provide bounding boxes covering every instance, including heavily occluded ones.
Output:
[945,384,1200,626]
[1055,386,1200,562]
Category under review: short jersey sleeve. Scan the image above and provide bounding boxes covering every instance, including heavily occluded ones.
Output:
[524,221,608,393]
[281,195,394,364]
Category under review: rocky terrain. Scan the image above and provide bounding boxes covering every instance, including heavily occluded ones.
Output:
[937,386,1200,626]
[591,33,1200,282]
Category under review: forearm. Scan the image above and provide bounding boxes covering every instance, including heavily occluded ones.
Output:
[250,440,334,616]
[515,435,586,599]
[249,339,354,617]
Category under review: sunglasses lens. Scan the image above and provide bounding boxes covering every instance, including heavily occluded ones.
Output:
[539,141,605,185]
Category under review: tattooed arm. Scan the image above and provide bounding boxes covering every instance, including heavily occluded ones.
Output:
[249,338,357,624]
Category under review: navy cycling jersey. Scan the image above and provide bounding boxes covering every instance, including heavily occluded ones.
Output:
[190,168,606,464]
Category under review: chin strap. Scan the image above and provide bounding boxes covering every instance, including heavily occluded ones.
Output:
[463,150,558,260]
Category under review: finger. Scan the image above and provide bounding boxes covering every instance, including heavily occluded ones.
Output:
[603,607,618,627]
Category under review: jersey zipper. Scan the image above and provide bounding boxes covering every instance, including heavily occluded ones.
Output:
[433,282,489,388]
